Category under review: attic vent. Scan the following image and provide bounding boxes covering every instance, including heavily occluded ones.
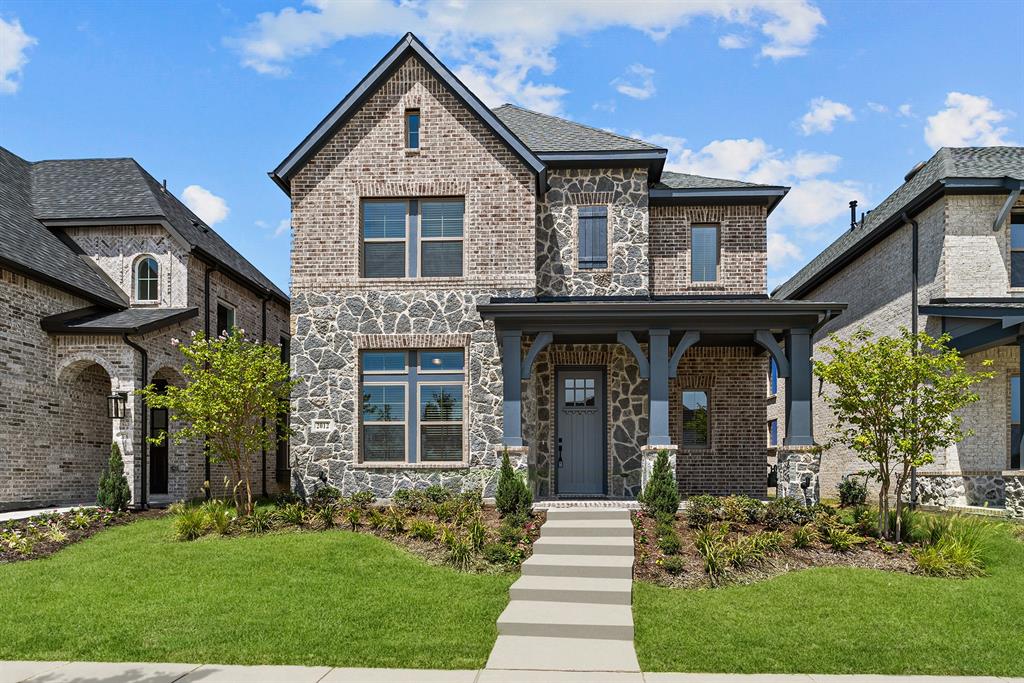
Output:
[904,161,927,182]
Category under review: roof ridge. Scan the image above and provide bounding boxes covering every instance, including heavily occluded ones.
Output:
[494,103,662,150]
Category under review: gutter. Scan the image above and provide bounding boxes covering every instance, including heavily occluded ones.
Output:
[649,186,790,215]
[203,263,215,499]
[122,334,149,510]
[901,210,920,509]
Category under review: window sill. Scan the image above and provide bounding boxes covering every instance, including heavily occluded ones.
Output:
[357,276,466,284]
[354,461,470,470]
[404,148,421,156]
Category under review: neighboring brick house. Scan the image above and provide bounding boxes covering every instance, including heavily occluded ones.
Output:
[773,147,1024,516]
[275,33,842,501]
[0,147,290,511]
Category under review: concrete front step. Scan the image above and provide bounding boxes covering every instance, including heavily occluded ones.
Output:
[522,553,634,579]
[486,635,640,672]
[510,575,632,605]
[545,508,631,521]
[533,535,634,557]
[540,518,634,538]
[496,600,634,640]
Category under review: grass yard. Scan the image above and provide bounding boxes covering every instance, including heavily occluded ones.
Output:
[634,520,1024,676]
[0,514,514,669]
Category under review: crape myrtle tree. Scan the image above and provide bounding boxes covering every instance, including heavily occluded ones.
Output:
[139,329,298,516]
[814,328,992,541]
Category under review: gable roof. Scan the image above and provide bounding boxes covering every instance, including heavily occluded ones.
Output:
[270,32,545,195]
[650,170,789,214]
[1,146,288,308]
[774,146,1024,300]
[492,104,659,153]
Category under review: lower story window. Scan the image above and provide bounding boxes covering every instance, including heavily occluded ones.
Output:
[768,419,778,447]
[681,390,709,447]
[360,349,465,463]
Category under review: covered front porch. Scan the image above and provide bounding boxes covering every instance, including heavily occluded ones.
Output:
[479,297,845,500]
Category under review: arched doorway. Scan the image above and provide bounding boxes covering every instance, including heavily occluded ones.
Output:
[57,359,114,505]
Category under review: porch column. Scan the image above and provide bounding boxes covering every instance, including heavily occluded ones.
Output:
[1018,333,1024,462]
[500,330,524,447]
[784,327,814,446]
[648,329,671,446]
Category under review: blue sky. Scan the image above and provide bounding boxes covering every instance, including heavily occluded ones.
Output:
[2,0,1022,293]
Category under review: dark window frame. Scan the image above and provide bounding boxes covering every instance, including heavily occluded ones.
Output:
[215,301,236,335]
[1012,374,1021,470]
[405,109,420,149]
[768,357,778,396]
[577,205,609,270]
[360,198,464,279]
[135,255,159,302]
[681,389,710,449]
[768,419,778,447]
[691,223,720,282]
[1011,214,1024,288]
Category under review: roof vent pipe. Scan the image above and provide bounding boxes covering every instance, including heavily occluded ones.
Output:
[849,200,858,231]
[904,161,927,182]
[162,179,168,191]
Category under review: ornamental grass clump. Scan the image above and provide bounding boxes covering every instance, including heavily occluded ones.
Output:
[912,515,992,577]
[639,450,680,517]
[242,506,276,534]
[791,524,818,549]
[694,523,730,584]
[277,502,306,527]
[173,506,210,541]
[408,519,438,542]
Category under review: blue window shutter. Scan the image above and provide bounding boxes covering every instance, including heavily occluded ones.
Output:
[692,225,719,281]
[578,206,608,269]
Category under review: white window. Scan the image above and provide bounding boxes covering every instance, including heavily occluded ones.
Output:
[135,256,159,302]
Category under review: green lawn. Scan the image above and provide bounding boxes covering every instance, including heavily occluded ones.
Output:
[0,515,514,669]
[634,522,1024,676]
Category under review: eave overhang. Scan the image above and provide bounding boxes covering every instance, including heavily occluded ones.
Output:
[41,307,200,336]
[269,32,546,197]
[920,298,1024,354]
[538,150,668,183]
[650,185,790,215]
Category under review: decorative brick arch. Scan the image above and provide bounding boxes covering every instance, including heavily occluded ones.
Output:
[56,352,120,385]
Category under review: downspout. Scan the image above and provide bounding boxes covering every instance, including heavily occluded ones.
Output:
[203,263,216,499]
[261,296,268,498]
[901,211,920,508]
[123,334,149,510]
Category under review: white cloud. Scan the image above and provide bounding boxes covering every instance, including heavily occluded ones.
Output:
[897,103,914,118]
[182,185,229,225]
[718,33,748,49]
[924,92,1014,149]
[767,230,802,268]
[273,219,290,238]
[229,0,826,113]
[612,64,655,100]
[867,102,888,114]
[0,17,36,94]
[798,97,854,135]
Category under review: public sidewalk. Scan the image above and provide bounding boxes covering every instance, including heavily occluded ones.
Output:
[2,662,1020,683]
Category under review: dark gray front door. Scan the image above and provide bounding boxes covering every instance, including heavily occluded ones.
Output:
[556,369,605,495]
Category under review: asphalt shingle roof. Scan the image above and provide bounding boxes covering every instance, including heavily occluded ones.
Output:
[41,307,199,334]
[774,146,1024,299]
[653,171,778,190]
[1,146,287,306]
[492,104,660,153]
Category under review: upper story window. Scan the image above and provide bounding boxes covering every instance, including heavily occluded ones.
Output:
[361,199,464,279]
[360,349,465,463]
[216,301,235,335]
[691,224,719,282]
[578,206,608,270]
[1011,214,1024,288]
[135,256,159,302]
[768,357,778,396]
[681,390,709,448]
[405,109,420,149]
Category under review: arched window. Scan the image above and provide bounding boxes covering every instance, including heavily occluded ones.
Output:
[136,257,159,302]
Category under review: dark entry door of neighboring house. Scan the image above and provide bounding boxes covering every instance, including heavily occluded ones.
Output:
[150,407,169,495]
[556,369,605,495]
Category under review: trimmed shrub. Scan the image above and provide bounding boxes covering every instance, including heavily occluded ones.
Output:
[660,555,686,575]
[495,450,532,517]
[657,532,682,555]
[837,476,868,507]
[686,495,721,529]
[425,485,453,505]
[722,495,763,524]
[482,542,515,565]
[639,450,680,516]
[309,486,342,505]
[349,491,375,509]
[763,496,809,528]
[97,442,132,512]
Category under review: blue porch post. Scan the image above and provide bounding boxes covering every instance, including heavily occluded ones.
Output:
[784,327,814,446]
[501,330,524,447]
[648,329,671,446]
[1018,333,1024,464]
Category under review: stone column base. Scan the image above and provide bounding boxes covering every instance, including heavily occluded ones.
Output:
[640,444,678,494]
[1004,471,1024,519]
[777,445,821,505]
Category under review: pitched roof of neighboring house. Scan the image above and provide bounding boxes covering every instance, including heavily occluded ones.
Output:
[41,306,199,335]
[0,146,288,308]
[492,104,660,153]
[774,146,1024,300]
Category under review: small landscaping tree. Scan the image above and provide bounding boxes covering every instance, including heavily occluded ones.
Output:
[815,328,992,541]
[495,448,532,516]
[139,330,298,516]
[639,449,680,516]
[97,442,132,511]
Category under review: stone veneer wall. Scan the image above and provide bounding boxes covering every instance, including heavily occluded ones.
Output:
[1005,473,1024,519]
[649,204,767,295]
[535,168,649,297]
[916,473,1006,508]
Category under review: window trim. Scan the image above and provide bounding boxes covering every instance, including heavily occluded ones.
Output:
[416,381,465,463]
[361,350,409,375]
[416,199,465,279]
[215,300,236,335]
[576,204,611,271]
[690,223,721,283]
[418,348,468,375]
[134,255,160,303]
[360,198,465,280]
[360,382,409,463]
[1010,213,1024,290]
[361,199,409,279]
[404,108,421,150]
[768,418,778,448]
[680,388,711,450]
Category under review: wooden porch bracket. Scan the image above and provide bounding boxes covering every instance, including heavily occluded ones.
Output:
[668,330,700,378]
[754,329,790,378]
[520,332,552,380]
[616,330,650,379]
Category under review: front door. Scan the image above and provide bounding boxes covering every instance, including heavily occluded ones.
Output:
[150,407,169,495]
[556,369,605,495]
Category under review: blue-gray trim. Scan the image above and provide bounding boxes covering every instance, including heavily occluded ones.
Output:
[501,330,524,447]
[648,329,671,446]
[754,329,790,378]
[995,184,1023,231]
[668,330,700,379]
[783,328,814,446]
[407,199,419,278]
[616,330,650,379]
[649,186,789,215]
[538,150,667,183]
[270,33,545,196]
[521,332,552,380]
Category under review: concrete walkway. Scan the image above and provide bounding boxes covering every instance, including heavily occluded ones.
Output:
[486,507,639,673]
[3,662,1019,683]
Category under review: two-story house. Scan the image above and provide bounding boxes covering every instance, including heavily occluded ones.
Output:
[773,146,1024,517]
[0,146,290,511]
[275,33,843,501]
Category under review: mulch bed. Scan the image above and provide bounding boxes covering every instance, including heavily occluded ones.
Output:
[632,511,916,589]
[0,508,157,565]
